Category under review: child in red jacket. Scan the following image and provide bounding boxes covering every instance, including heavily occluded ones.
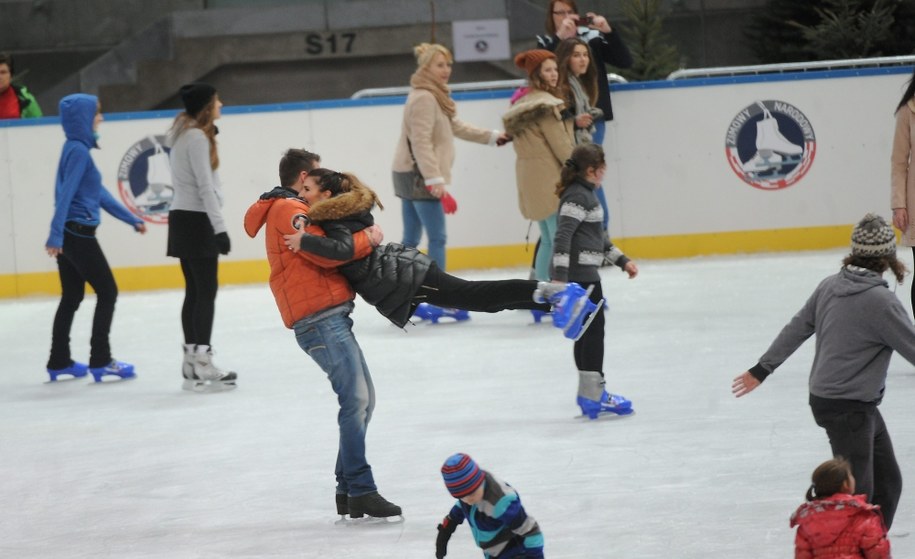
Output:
[791,458,890,559]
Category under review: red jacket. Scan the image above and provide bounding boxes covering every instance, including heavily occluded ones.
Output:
[244,187,372,328]
[791,494,890,559]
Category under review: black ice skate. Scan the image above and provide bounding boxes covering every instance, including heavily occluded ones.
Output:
[346,491,403,522]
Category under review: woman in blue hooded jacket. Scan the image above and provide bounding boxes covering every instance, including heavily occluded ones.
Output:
[45,94,146,383]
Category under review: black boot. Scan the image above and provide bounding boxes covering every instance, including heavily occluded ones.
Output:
[336,493,348,516]
[348,491,402,518]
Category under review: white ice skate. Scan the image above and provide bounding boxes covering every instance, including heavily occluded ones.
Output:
[191,345,237,393]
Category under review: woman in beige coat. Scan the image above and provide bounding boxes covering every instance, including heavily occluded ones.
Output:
[392,43,507,273]
[502,49,575,282]
[891,67,915,316]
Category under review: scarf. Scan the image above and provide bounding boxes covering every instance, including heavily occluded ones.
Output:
[410,67,456,119]
[568,76,596,145]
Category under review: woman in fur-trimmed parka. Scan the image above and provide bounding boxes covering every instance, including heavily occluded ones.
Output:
[502,49,574,282]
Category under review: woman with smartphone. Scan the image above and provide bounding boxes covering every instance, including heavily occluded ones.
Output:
[536,0,632,231]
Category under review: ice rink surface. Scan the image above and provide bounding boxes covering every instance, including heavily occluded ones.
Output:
[2,248,914,558]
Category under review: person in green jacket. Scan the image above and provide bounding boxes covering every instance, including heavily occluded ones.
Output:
[0,52,42,119]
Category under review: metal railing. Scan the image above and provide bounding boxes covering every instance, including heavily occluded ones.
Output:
[666,55,915,80]
[351,73,628,99]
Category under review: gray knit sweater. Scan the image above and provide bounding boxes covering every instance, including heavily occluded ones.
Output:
[551,179,628,283]
[750,266,915,403]
[166,127,226,234]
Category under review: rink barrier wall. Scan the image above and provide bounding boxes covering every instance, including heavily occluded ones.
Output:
[1,66,911,298]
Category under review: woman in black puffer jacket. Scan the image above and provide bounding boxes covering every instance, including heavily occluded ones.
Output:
[281,169,585,330]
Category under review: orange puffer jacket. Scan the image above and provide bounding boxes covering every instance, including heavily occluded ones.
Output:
[790,494,890,559]
[244,187,373,328]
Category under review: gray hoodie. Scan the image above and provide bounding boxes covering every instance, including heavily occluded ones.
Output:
[750,266,915,403]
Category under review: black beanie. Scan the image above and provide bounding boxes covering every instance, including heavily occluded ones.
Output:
[179,82,217,117]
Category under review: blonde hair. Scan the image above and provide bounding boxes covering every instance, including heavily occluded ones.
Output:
[414,43,453,69]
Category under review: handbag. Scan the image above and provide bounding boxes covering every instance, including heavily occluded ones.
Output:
[393,138,437,201]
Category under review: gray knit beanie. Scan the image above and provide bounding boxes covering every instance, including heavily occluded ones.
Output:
[851,213,896,257]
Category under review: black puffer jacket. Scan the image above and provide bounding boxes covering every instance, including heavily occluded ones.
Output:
[298,182,432,328]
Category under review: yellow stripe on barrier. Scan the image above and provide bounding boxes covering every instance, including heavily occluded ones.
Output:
[0,224,865,298]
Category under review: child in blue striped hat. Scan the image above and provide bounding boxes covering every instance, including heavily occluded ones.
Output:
[436,453,544,558]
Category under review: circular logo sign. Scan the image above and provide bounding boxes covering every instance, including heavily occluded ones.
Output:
[725,100,816,190]
[117,135,174,224]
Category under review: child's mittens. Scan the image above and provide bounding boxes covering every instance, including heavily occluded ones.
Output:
[441,192,458,214]
[435,515,457,558]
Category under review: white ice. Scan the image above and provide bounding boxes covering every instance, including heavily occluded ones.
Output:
[2,249,914,558]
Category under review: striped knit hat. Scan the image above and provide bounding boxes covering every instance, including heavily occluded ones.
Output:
[441,453,484,498]
[851,213,896,257]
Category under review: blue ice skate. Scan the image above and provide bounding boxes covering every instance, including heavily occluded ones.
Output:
[89,360,136,383]
[413,303,470,324]
[577,391,633,419]
[550,284,603,341]
[47,361,89,382]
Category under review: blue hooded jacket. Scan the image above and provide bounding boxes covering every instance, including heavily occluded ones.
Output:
[46,94,141,248]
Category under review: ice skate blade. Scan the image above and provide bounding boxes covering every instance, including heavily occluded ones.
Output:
[575,409,635,421]
[189,380,237,393]
[89,374,136,384]
[567,298,604,341]
[335,515,404,526]
[44,375,86,384]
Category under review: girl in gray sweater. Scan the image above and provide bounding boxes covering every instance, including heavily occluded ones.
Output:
[553,143,638,419]
[733,213,915,530]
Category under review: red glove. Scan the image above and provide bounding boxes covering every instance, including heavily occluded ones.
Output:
[441,192,458,214]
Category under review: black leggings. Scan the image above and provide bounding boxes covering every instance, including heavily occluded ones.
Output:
[416,264,550,313]
[48,232,119,369]
[810,396,902,530]
[180,257,218,347]
[573,281,605,374]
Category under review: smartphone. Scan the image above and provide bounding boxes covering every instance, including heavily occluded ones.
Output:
[574,15,593,26]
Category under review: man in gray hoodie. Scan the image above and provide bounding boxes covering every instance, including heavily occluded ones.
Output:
[732,213,915,530]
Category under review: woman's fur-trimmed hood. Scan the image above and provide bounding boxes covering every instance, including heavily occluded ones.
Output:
[306,180,383,223]
[502,89,566,137]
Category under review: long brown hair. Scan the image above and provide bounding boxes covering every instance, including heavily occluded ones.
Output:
[555,143,605,197]
[555,37,598,106]
[169,97,220,170]
[545,0,579,35]
[842,253,907,284]
[528,59,563,99]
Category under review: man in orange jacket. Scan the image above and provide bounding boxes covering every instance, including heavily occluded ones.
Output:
[244,148,401,520]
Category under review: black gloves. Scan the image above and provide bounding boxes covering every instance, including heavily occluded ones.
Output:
[214,232,231,255]
[435,515,457,558]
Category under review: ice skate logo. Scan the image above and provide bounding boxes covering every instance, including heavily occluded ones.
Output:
[117,135,174,224]
[726,100,816,190]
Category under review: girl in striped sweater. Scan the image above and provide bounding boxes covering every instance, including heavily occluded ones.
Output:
[552,143,638,418]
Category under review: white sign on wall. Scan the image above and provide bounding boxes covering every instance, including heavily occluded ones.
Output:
[451,19,510,62]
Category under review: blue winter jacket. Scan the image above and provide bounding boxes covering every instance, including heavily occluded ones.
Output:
[46,94,140,248]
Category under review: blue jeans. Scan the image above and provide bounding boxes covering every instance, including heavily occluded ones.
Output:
[534,214,557,282]
[592,120,610,231]
[402,198,447,270]
[293,304,377,497]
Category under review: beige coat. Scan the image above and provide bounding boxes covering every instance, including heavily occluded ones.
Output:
[392,88,496,187]
[502,89,575,221]
[891,99,915,246]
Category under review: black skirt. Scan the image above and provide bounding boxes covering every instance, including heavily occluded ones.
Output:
[167,210,219,259]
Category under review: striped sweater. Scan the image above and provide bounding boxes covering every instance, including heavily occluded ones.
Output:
[445,472,544,558]
[552,179,628,283]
